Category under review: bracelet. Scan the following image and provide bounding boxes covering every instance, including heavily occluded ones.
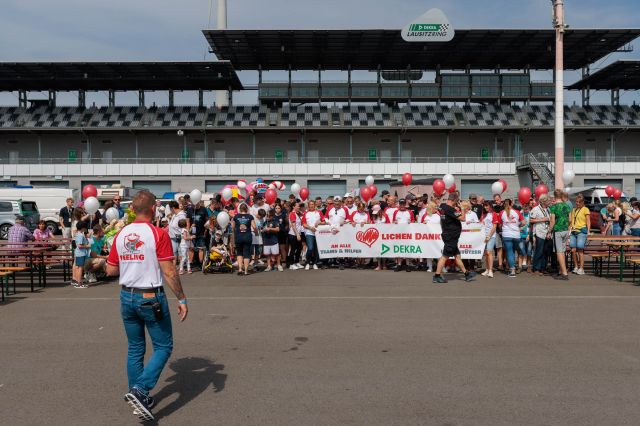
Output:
[179,299,188,305]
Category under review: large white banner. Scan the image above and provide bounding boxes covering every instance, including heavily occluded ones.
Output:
[316,223,486,260]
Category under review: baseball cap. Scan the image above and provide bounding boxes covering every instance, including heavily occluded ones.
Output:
[334,195,343,200]
[215,230,223,237]
[469,193,478,199]
[405,193,416,201]
[15,215,25,222]
[371,205,381,214]
[344,192,353,198]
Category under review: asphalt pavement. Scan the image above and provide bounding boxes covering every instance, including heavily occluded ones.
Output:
[3,268,640,425]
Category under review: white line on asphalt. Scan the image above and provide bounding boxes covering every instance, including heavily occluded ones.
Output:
[22,295,640,301]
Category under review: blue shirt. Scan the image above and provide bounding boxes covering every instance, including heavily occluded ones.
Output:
[74,233,90,257]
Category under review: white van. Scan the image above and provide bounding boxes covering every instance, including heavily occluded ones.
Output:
[0,187,78,233]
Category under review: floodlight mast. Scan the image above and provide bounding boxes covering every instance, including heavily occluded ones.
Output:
[215,0,229,108]
[552,0,566,190]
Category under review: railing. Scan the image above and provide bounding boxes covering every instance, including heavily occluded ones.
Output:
[518,154,640,165]
[0,156,516,165]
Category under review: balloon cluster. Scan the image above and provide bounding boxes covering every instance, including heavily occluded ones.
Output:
[81,185,100,215]
[605,185,623,200]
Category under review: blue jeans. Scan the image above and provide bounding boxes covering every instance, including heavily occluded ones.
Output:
[305,235,318,265]
[120,289,173,394]
[612,223,622,236]
[502,237,520,269]
[532,236,548,272]
[632,229,640,237]
[517,239,532,257]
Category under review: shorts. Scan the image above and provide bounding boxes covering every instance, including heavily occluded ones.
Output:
[553,231,570,253]
[485,235,496,251]
[442,238,460,258]
[495,232,503,249]
[235,239,252,258]
[263,244,279,256]
[570,231,587,250]
[74,256,86,267]
[193,236,207,249]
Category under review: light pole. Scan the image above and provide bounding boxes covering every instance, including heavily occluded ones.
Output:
[552,0,566,190]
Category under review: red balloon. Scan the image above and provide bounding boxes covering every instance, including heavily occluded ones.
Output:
[360,187,372,202]
[432,179,446,196]
[402,173,413,186]
[447,183,457,194]
[368,185,378,198]
[299,187,310,202]
[82,184,97,199]
[518,187,532,205]
[264,188,277,205]
[498,179,508,193]
[534,184,549,199]
[612,188,622,200]
[605,185,615,197]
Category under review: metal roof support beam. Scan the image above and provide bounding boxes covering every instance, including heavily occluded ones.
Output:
[48,91,56,108]
[377,65,381,106]
[78,90,86,108]
[318,66,322,104]
[168,90,174,108]
[198,90,204,108]
[108,90,115,108]
[611,88,620,106]
[18,91,27,108]
[139,90,145,108]
[347,65,352,106]
[407,64,412,106]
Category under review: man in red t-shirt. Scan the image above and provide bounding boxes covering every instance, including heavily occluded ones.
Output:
[106,191,188,422]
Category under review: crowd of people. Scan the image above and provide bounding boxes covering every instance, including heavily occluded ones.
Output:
[5,187,640,286]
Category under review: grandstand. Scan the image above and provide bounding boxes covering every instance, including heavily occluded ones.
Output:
[1,28,640,199]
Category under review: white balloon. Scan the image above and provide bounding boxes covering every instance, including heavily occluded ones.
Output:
[291,183,301,196]
[221,188,233,201]
[562,169,575,186]
[237,180,247,190]
[190,189,203,204]
[365,175,375,186]
[84,197,100,215]
[443,174,455,189]
[105,207,119,222]
[491,181,504,195]
[216,211,230,229]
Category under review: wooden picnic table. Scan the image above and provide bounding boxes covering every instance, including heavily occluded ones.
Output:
[604,241,640,282]
[0,246,48,291]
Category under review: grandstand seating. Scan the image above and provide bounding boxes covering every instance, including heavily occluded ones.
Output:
[0,104,639,129]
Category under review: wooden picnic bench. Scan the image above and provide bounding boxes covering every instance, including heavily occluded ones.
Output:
[586,235,640,282]
[0,270,15,302]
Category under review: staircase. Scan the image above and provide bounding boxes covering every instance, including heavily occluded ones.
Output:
[517,153,555,190]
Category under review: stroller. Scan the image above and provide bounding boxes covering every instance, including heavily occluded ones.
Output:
[203,234,234,274]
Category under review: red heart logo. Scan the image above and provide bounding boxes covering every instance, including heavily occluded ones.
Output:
[356,227,380,248]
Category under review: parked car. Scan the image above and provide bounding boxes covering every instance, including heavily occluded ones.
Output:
[568,186,629,231]
[0,199,40,239]
[0,188,78,234]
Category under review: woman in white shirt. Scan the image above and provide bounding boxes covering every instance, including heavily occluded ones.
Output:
[500,199,526,278]
[301,200,325,270]
[419,202,440,272]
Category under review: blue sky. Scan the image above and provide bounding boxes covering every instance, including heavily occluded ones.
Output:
[0,0,638,105]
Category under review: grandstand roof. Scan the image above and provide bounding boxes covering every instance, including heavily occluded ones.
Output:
[0,61,243,91]
[204,29,640,71]
[567,60,640,90]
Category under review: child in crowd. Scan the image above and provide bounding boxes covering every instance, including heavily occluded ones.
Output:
[72,221,91,288]
[263,209,283,271]
[178,218,193,274]
[251,209,266,268]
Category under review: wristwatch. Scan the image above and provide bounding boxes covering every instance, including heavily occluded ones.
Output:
[179,299,188,305]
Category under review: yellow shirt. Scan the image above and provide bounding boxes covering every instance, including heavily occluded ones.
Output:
[571,207,590,230]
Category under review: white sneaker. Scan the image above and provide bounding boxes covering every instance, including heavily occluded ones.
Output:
[443,267,448,273]
[258,260,265,266]
[572,267,579,274]
[488,270,494,278]
[577,268,585,275]
[305,264,310,270]
[313,264,319,270]
[277,265,284,272]
[87,272,98,283]
[289,264,298,270]
[265,266,272,272]
[481,270,489,277]
[427,268,433,273]
[295,263,303,269]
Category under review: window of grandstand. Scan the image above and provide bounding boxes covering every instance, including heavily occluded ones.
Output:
[308,180,347,200]
[0,181,17,188]
[460,180,496,200]
[29,181,69,188]
[132,181,171,197]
